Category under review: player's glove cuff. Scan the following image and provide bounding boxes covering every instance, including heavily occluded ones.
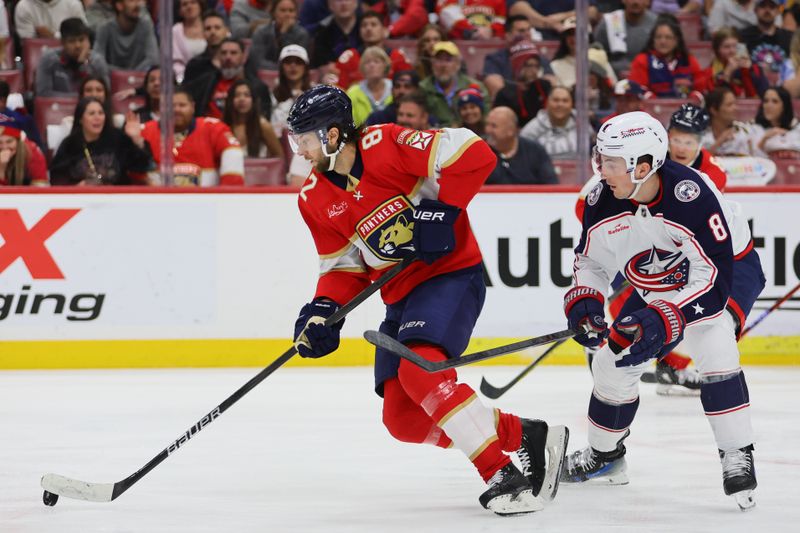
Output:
[563,286,605,315]
[647,299,685,344]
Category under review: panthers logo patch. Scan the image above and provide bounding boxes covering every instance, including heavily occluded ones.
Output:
[674,180,701,202]
[587,181,603,206]
[357,195,416,261]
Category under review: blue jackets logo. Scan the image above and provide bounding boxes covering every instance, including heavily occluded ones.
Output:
[624,246,690,294]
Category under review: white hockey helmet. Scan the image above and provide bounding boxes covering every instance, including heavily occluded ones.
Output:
[594,111,668,198]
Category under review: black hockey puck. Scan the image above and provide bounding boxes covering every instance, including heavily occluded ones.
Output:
[43,490,59,506]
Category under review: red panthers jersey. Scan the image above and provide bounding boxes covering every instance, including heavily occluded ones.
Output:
[142,117,245,186]
[298,123,496,305]
[436,0,506,39]
[335,46,413,90]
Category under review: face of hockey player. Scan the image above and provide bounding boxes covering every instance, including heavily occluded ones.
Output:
[596,152,637,199]
[173,93,196,131]
[290,129,338,173]
[762,88,784,126]
[668,129,701,165]
[360,16,385,46]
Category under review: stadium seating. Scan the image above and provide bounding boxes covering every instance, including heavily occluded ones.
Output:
[110,70,146,95]
[34,96,78,156]
[688,42,713,68]
[257,70,279,90]
[111,95,145,116]
[456,40,505,79]
[676,12,703,44]
[244,157,285,185]
[22,38,61,91]
[553,160,591,185]
[0,70,23,93]
[770,158,800,185]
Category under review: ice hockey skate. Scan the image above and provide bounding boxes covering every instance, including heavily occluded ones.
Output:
[514,419,569,500]
[720,445,757,511]
[560,429,630,485]
[479,463,544,516]
[655,360,702,396]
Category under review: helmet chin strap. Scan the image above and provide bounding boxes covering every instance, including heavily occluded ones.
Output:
[625,167,658,201]
[322,133,348,172]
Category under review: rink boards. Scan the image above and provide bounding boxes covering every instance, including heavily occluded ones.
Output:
[1,187,798,369]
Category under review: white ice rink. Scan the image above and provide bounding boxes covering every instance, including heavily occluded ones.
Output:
[1,364,798,533]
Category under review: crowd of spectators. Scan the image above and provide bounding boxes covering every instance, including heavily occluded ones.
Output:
[1,0,800,188]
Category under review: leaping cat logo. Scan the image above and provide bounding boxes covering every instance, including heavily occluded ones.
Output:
[378,215,415,255]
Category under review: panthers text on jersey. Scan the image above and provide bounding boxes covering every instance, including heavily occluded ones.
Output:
[574,159,751,327]
[298,123,496,306]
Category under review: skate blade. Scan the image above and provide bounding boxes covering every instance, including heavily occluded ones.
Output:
[656,384,701,397]
[560,458,629,486]
[733,490,756,512]
[541,425,569,501]
[486,489,544,516]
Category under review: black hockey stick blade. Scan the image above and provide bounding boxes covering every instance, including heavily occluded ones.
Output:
[364,328,577,373]
[40,257,417,504]
[479,337,569,399]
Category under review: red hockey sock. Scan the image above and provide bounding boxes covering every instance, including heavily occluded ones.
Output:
[397,343,510,482]
[382,378,451,448]
[496,411,522,452]
[661,351,691,370]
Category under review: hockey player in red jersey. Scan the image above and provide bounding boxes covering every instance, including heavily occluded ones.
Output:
[141,90,245,186]
[287,85,568,516]
[561,112,763,511]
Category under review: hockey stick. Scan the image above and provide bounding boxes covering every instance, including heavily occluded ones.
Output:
[40,257,417,506]
[480,281,632,399]
[740,281,800,338]
[363,328,576,373]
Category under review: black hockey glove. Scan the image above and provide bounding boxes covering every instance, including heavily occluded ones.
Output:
[563,286,608,347]
[293,299,343,358]
[610,299,686,367]
[411,199,461,264]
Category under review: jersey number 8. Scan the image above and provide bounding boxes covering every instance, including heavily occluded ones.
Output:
[708,213,728,242]
[361,129,383,150]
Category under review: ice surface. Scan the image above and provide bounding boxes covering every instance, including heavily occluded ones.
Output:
[1,365,798,532]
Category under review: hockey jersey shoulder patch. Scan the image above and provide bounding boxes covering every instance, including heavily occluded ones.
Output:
[674,179,701,203]
[587,181,603,206]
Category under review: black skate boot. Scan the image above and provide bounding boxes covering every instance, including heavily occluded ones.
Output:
[479,463,543,516]
[560,429,630,485]
[720,445,757,511]
[655,359,702,396]
[515,419,569,501]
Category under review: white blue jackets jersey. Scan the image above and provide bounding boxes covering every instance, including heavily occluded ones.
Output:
[574,159,748,327]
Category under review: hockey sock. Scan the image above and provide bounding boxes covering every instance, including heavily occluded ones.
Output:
[496,411,523,453]
[661,351,691,370]
[382,378,451,448]
[398,343,511,482]
[701,371,754,450]
[587,393,639,452]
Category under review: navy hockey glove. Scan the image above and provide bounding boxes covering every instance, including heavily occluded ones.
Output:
[563,286,608,348]
[610,299,686,367]
[293,299,343,358]
[411,199,461,264]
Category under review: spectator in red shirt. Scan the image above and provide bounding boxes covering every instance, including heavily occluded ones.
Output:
[628,14,704,98]
[698,27,769,98]
[436,0,507,39]
[0,119,47,187]
[334,10,413,89]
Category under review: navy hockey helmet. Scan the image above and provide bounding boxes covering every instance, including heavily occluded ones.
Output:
[669,103,710,135]
[287,85,356,139]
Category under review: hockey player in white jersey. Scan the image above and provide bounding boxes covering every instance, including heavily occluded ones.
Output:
[560,111,764,511]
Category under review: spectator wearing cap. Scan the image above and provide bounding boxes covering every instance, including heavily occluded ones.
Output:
[271,45,314,136]
[594,0,658,78]
[94,0,160,71]
[483,15,555,98]
[508,0,576,41]
[230,0,271,39]
[334,11,413,90]
[628,14,704,98]
[493,40,551,126]
[365,70,420,125]
[604,78,650,122]
[14,0,86,39]
[708,0,758,34]
[246,0,310,72]
[347,46,394,127]
[35,18,111,97]
[0,82,43,149]
[457,87,486,136]
[310,0,361,68]
[696,27,769,98]
[395,92,431,130]
[485,106,557,184]
[0,118,48,186]
[551,17,619,88]
[419,41,489,127]
[520,85,588,159]
[436,0,507,40]
[739,0,791,75]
